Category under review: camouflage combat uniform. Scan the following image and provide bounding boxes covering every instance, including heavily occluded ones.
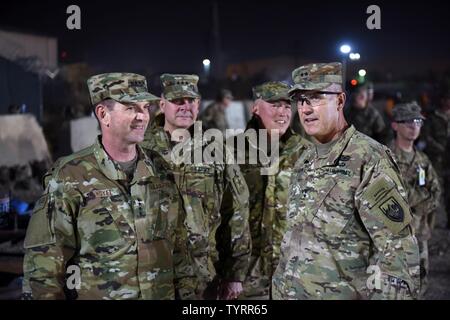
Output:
[223,82,311,299]
[345,104,386,143]
[201,102,229,134]
[22,138,194,299]
[272,126,420,299]
[141,74,250,299]
[272,63,420,300]
[389,143,441,294]
[231,117,310,299]
[389,102,442,295]
[200,89,233,134]
[422,107,450,227]
[422,108,449,177]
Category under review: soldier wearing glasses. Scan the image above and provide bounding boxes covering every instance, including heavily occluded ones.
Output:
[272,62,420,300]
[389,102,441,297]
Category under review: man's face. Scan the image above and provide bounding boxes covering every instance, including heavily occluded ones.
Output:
[161,97,200,131]
[296,87,345,142]
[107,101,150,144]
[392,120,422,142]
[253,99,291,136]
[353,89,368,109]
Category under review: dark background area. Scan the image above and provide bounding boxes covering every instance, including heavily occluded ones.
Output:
[1,0,449,78]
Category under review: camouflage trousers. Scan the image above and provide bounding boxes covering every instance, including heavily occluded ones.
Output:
[419,240,429,298]
[240,275,270,300]
[197,276,220,300]
[240,255,271,300]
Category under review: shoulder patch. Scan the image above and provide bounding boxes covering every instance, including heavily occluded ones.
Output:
[362,175,412,234]
[24,193,56,249]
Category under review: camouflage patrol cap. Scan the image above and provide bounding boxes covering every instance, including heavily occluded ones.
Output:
[392,102,426,122]
[87,73,160,106]
[290,62,343,95]
[252,81,292,102]
[160,74,201,100]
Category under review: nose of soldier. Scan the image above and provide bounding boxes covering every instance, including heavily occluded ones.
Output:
[134,105,149,122]
[299,103,314,116]
[179,98,193,111]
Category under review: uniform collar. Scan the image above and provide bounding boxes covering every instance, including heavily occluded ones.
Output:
[314,125,356,167]
[388,141,417,164]
[93,136,155,182]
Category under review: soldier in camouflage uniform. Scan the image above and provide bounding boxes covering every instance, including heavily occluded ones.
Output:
[422,91,450,228]
[22,73,196,300]
[200,89,233,134]
[225,82,311,299]
[345,83,386,143]
[272,62,421,300]
[389,102,441,297]
[141,74,250,300]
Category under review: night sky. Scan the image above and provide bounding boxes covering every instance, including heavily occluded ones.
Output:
[0,0,449,77]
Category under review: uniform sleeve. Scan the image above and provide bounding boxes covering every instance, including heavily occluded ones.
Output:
[199,104,216,131]
[355,155,421,300]
[217,163,251,282]
[423,118,446,154]
[172,186,199,300]
[22,172,77,300]
[425,162,442,230]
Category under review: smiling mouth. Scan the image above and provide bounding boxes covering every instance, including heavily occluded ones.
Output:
[131,125,145,130]
[275,120,287,124]
[304,118,318,124]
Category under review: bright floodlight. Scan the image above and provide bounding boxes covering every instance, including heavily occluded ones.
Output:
[358,69,367,77]
[340,45,351,54]
[349,52,361,60]
[203,59,211,67]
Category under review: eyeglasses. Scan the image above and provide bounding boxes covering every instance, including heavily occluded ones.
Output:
[396,119,424,127]
[294,91,343,107]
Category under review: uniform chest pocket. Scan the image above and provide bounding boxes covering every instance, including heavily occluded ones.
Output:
[78,189,132,259]
[141,181,177,241]
[183,165,219,231]
[307,170,356,235]
[183,165,216,195]
[292,165,339,222]
[306,177,338,221]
